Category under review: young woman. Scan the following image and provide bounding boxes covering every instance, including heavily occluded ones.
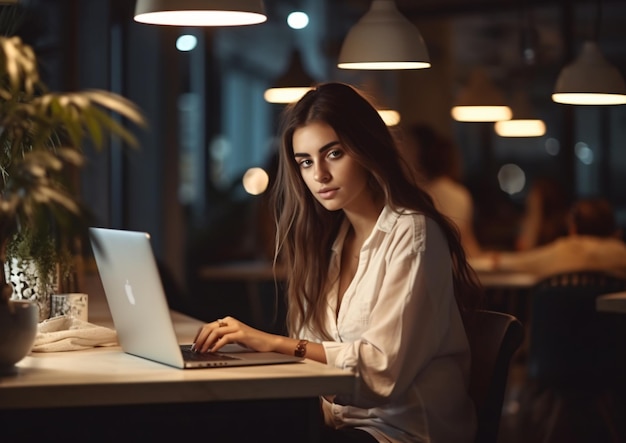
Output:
[193,82,483,442]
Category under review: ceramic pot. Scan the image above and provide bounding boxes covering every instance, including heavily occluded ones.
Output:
[0,300,39,374]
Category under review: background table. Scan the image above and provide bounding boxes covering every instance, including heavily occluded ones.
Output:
[596,291,626,314]
[198,261,541,327]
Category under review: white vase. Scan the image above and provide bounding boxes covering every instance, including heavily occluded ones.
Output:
[4,258,57,322]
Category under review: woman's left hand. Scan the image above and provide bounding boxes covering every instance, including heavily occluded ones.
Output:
[191,316,279,353]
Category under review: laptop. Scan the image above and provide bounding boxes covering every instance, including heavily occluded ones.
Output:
[89,227,303,369]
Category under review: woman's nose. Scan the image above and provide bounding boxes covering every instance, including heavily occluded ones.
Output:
[314,166,330,183]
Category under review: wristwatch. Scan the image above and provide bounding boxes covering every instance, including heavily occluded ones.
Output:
[294,339,308,357]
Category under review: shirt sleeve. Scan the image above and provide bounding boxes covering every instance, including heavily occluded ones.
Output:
[324,216,459,408]
[496,240,564,274]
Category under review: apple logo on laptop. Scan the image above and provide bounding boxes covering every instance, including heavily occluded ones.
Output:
[124,279,137,305]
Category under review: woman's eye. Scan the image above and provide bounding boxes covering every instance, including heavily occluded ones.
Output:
[329,150,342,159]
[298,159,313,168]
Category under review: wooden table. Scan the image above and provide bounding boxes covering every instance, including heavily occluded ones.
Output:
[596,291,626,314]
[1,341,355,409]
[0,273,355,442]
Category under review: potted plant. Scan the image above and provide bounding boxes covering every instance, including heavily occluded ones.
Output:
[0,33,145,370]
[0,147,86,372]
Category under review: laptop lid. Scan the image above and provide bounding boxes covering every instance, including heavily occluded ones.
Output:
[89,227,302,369]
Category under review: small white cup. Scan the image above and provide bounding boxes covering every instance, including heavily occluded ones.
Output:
[50,293,88,322]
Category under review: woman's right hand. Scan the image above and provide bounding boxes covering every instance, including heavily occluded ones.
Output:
[191,316,280,353]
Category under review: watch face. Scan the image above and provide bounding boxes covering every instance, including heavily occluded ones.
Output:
[295,340,308,357]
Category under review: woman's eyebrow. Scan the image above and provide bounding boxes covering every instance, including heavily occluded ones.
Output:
[294,140,340,158]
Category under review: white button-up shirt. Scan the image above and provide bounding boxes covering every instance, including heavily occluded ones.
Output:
[302,206,476,442]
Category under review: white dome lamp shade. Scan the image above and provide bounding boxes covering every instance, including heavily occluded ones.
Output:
[495,118,546,137]
[377,109,401,126]
[552,41,626,105]
[134,0,267,27]
[338,0,430,70]
[495,90,546,137]
[264,50,315,104]
[451,68,512,122]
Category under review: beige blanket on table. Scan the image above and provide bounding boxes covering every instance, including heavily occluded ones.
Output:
[33,315,118,352]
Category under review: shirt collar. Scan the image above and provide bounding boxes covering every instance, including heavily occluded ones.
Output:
[376,205,402,233]
[331,205,403,255]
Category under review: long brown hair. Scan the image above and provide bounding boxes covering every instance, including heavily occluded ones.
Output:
[271,82,483,339]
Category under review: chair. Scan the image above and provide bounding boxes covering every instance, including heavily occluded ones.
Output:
[523,271,626,442]
[467,309,525,443]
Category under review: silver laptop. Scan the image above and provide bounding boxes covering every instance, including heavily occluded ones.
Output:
[89,227,303,369]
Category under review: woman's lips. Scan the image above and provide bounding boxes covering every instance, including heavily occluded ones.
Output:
[318,188,338,199]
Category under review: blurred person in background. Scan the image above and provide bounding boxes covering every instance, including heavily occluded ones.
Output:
[515,176,570,251]
[399,123,483,258]
[490,198,626,278]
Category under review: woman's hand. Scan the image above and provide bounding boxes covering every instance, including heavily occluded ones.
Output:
[191,316,279,353]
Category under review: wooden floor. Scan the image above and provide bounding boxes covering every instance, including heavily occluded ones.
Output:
[497,354,626,443]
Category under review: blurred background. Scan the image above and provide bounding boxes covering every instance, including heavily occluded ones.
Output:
[6,0,626,321]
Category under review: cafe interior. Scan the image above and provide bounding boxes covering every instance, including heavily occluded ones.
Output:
[3,0,626,441]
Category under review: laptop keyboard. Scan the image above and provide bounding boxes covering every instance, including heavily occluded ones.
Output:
[180,346,240,362]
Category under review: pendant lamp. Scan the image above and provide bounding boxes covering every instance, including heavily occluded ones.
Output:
[552,0,626,105]
[495,118,546,137]
[377,109,401,126]
[495,90,546,137]
[552,41,626,105]
[134,0,267,27]
[264,50,315,104]
[451,68,512,122]
[337,0,430,70]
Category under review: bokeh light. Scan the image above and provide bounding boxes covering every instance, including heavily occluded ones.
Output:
[176,34,197,52]
[287,11,309,29]
[497,163,526,195]
[242,167,270,195]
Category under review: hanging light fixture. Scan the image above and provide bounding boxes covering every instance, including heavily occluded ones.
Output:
[337,0,430,70]
[134,0,267,27]
[377,109,401,126]
[451,68,512,122]
[552,41,626,105]
[495,117,546,137]
[264,50,315,104]
[552,0,626,105]
[493,4,545,136]
[359,78,402,125]
[495,91,546,137]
